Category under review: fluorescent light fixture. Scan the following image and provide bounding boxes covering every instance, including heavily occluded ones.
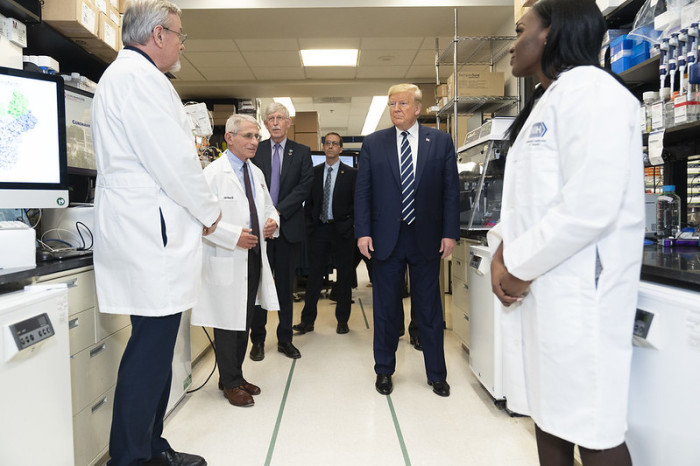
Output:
[273,97,295,117]
[301,49,358,67]
[361,95,387,136]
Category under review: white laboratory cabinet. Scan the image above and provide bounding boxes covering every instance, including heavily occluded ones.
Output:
[451,239,471,349]
[0,288,74,465]
[626,281,700,466]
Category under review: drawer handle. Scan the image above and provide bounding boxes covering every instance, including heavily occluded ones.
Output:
[462,283,469,290]
[69,317,79,329]
[464,314,470,321]
[91,397,108,413]
[89,344,106,358]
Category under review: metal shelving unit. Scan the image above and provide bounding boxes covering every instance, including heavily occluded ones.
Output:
[434,8,517,147]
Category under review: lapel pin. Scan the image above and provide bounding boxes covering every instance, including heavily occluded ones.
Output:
[426,138,430,142]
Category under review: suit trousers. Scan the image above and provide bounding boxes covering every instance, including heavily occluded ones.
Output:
[251,235,299,344]
[107,313,182,466]
[301,222,354,325]
[372,222,447,382]
[215,250,261,388]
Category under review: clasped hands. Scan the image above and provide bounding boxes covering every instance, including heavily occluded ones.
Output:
[237,218,277,249]
[491,244,531,307]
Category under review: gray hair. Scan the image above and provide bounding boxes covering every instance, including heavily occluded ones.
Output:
[388,83,422,106]
[263,102,290,120]
[122,0,182,47]
[225,114,260,135]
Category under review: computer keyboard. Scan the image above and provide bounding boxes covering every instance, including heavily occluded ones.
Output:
[0,220,30,230]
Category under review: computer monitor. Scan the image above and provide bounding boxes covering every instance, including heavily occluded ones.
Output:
[0,66,68,208]
[64,87,96,172]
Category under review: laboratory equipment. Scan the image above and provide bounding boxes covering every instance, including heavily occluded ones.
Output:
[660,37,670,97]
[0,288,74,465]
[656,185,681,241]
[64,86,96,172]
[669,33,679,95]
[678,29,688,94]
[627,281,700,466]
[0,66,69,208]
[457,117,514,231]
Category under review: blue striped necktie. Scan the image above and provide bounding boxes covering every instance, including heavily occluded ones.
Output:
[400,131,415,225]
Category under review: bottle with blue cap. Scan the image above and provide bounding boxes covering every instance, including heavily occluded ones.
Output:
[656,185,681,243]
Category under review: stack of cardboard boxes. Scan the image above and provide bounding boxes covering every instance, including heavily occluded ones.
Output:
[43,0,124,62]
[292,112,320,150]
[445,66,505,102]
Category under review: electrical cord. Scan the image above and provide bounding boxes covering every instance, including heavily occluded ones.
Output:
[75,221,94,250]
[186,327,218,394]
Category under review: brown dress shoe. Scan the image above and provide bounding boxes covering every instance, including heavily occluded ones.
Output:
[223,387,254,407]
[240,380,261,396]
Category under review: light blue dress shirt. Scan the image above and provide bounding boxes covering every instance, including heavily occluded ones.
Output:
[225,149,255,199]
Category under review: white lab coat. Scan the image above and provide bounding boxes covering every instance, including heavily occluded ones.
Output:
[192,155,280,331]
[91,49,220,316]
[488,66,645,449]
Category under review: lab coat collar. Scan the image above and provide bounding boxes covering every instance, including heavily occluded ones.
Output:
[124,46,158,69]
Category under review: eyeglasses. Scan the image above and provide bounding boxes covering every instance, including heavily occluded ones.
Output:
[324,140,341,147]
[161,25,187,44]
[388,101,411,109]
[230,131,262,142]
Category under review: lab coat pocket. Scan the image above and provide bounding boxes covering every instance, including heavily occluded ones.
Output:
[205,256,235,286]
[513,147,559,208]
[532,274,585,350]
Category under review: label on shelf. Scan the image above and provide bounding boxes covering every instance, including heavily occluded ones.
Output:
[648,130,665,166]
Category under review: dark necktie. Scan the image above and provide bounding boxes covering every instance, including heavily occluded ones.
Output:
[270,143,281,205]
[400,131,415,224]
[242,162,260,254]
[320,166,333,222]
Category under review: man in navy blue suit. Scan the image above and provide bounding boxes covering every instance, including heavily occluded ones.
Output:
[355,83,459,397]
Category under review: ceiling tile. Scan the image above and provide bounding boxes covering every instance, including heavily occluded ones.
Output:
[172,57,206,81]
[420,36,453,50]
[405,65,451,80]
[360,37,424,50]
[234,38,299,51]
[183,39,238,52]
[359,50,417,67]
[197,67,256,81]
[252,67,306,80]
[303,67,357,79]
[412,49,437,66]
[356,66,409,79]
[297,38,361,49]
[241,50,302,67]
[184,51,247,67]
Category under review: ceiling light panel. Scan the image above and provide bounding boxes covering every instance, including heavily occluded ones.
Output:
[301,49,358,67]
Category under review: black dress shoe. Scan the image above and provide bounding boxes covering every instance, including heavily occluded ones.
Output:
[250,342,264,361]
[428,380,450,397]
[292,322,314,334]
[277,341,301,359]
[144,448,206,466]
[336,322,349,334]
[409,335,422,351]
[375,374,393,395]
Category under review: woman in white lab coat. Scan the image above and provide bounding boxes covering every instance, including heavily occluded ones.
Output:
[488,1,644,465]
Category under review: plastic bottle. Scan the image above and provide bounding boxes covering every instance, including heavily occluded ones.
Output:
[657,185,681,242]
[642,91,658,133]
[651,87,670,130]
[666,91,679,128]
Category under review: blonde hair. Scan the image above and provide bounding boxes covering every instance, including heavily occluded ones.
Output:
[388,83,422,106]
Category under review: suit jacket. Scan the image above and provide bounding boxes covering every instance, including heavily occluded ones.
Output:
[305,161,357,239]
[354,124,460,261]
[252,138,313,243]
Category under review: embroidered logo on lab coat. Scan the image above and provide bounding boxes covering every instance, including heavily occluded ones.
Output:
[529,122,548,138]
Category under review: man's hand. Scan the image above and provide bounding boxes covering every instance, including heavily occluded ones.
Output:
[203,211,222,236]
[237,228,259,249]
[439,238,456,259]
[263,218,277,239]
[358,236,373,259]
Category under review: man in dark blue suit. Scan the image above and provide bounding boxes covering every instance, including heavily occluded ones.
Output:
[355,83,459,397]
[250,102,313,361]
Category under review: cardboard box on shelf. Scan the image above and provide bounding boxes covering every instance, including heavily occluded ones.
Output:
[43,0,99,38]
[295,132,319,151]
[294,112,319,133]
[98,13,119,50]
[436,84,449,99]
[447,67,505,97]
[213,104,236,113]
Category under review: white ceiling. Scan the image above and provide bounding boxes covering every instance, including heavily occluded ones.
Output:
[170,1,515,142]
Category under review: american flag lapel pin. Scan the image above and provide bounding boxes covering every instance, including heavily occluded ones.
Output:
[426,138,430,142]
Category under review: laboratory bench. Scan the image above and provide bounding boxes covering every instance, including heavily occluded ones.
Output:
[641,244,700,291]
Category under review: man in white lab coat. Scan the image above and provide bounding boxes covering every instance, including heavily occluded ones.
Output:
[91,1,220,465]
[193,114,280,407]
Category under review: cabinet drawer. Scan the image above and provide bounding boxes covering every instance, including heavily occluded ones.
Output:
[41,270,96,315]
[452,240,467,262]
[70,326,130,415]
[73,386,114,466]
[96,308,130,341]
[452,257,467,281]
[452,308,470,349]
[452,278,469,313]
[69,307,97,355]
